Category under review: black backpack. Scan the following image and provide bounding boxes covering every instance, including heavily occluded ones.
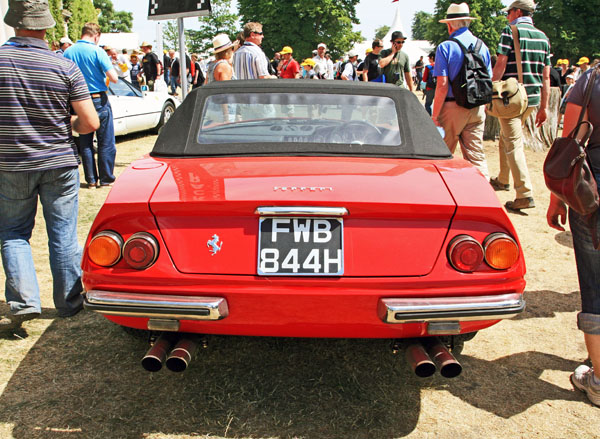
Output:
[335,61,348,80]
[448,38,492,109]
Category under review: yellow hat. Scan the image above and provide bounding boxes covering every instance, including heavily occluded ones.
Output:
[365,47,373,54]
[140,41,152,48]
[280,46,293,55]
[577,56,589,65]
[301,58,315,67]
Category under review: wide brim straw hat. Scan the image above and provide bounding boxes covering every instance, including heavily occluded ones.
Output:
[213,34,233,54]
[4,0,56,30]
[439,2,478,23]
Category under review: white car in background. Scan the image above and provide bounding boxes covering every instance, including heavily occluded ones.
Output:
[108,78,179,136]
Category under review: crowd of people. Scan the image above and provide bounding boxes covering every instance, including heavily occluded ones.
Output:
[0,0,599,409]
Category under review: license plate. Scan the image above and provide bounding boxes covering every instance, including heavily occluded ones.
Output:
[258,217,343,276]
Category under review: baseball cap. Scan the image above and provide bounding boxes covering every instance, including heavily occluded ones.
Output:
[301,58,316,67]
[59,36,73,45]
[280,46,293,54]
[577,57,590,65]
[347,50,358,58]
[317,43,326,49]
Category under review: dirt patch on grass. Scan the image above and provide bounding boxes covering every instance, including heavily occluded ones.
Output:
[0,132,598,439]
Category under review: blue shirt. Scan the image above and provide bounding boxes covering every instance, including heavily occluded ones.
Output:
[63,40,113,93]
[433,27,492,98]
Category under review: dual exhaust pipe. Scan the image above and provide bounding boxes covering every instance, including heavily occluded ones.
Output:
[141,333,202,373]
[405,337,462,378]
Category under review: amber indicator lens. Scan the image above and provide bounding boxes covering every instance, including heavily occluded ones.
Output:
[123,232,159,270]
[448,235,484,272]
[484,233,519,270]
[88,231,123,267]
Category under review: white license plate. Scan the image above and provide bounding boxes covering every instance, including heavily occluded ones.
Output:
[257,217,343,276]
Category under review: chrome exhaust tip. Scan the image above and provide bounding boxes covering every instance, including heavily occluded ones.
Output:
[405,342,437,378]
[141,333,177,372]
[165,336,199,373]
[424,337,462,378]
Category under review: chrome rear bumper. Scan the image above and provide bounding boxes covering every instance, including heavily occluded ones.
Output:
[84,290,229,321]
[378,293,525,323]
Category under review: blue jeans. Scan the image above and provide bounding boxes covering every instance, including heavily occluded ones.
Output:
[0,168,83,316]
[78,93,116,186]
[170,74,178,94]
[570,208,600,335]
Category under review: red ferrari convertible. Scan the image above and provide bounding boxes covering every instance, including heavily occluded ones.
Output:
[82,80,525,376]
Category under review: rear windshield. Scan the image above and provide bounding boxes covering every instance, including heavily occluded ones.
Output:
[198,93,401,146]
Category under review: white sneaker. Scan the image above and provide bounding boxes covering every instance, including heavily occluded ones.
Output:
[571,365,600,406]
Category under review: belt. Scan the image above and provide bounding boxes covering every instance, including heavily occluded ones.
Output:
[445,97,456,102]
[90,92,105,98]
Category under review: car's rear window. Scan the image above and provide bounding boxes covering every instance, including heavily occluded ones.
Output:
[197,93,401,146]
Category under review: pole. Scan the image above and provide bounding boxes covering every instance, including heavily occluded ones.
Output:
[177,17,188,100]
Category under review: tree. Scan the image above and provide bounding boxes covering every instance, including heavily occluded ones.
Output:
[46,0,65,44]
[63,0,98,41]
[237,0,363,60]
[186,0,239,54]
[411,11,432,41]
[533,0,600,62]
[93,0,133,33]
[424,0,506,55]
[374,25,390,41]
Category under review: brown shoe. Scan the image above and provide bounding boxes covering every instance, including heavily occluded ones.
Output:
[505,197,535,210]
[0,312,40,332]
[490,177,509,191]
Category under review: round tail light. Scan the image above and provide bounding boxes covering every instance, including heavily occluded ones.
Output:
[123,232,159,270]
[484,233,519,270]
[88,231,123,267]
[448,235,484,272]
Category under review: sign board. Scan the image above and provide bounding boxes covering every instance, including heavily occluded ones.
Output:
[148,0,211,20]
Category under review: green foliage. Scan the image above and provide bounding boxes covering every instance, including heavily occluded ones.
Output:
[186,0,239,54]
[411,11,432,41]
[533,0,600,62]
[374,25,390,41]
[162,21,179,51]
[93,0,133,33]
[45,0,65,44]
[64,0,98,41]
[237,0,363,60]
[424,0,506,55]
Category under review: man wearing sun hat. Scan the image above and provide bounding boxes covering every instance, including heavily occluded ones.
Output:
[490,0,551,211]
[431,2,492,181]
[0,0,100,332]
[312,43,330,79]
[379,31,413,91]
[138,41,162,91]
[278,46,300,79]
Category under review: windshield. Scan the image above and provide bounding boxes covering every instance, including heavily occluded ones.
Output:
[198,93,401,146]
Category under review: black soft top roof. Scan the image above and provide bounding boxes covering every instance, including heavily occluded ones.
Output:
[151,80,452,160]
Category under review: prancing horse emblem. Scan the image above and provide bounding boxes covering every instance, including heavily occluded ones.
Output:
[207,234,223,256]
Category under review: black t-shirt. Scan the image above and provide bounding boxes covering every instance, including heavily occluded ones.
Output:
[364,52,382,81]
[142,52,160,80]
[171,55,191,77]
[163,53,173,69]
[550,67,561,87]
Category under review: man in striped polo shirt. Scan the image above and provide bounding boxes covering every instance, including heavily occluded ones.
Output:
[0,0,99,332]
[490,0,551,211]
[233,22,277,80]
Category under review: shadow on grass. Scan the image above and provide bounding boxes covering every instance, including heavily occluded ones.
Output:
[0,312,422,439]
[0,309,585,438]
[513,290,581,320]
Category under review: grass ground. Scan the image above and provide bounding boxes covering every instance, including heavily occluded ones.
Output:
[0,125,599,438]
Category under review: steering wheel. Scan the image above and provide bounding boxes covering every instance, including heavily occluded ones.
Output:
[328,121,382,144]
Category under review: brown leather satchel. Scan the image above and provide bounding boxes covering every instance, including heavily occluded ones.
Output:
[543,67,599,216]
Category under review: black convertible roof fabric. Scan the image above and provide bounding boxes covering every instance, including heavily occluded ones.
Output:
[151,80,452,160]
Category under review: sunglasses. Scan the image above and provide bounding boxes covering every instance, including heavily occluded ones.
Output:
[393,40,405,44]
[253,31,264,35]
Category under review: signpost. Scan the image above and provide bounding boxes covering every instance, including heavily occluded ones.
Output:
[148,0,212,99]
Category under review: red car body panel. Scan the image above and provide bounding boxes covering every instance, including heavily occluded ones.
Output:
[82,155,526,339]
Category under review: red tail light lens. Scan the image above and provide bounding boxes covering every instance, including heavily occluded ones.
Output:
[88,231,123,267]
[484,233,519,270]
[448,235,484,272]
[123,232,159,270]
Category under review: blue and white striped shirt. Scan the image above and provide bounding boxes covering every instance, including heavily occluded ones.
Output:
[0,37,90,171]
[233,42,270,79]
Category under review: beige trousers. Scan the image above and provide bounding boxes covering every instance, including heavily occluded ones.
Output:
[439,101,490,180]
[497,106,535,199]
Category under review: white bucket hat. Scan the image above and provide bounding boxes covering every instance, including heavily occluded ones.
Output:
[439,3,478,23]
[212,34,233,54]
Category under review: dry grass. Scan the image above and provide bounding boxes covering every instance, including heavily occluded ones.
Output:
[1,129,599,439]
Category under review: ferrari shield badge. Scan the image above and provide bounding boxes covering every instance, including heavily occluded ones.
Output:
[207,234,223,256]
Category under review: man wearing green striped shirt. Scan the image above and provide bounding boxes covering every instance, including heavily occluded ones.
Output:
[490,0,551,211]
